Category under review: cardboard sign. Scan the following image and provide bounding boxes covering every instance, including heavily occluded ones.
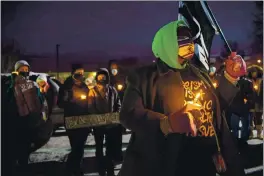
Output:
[65,112,120,129]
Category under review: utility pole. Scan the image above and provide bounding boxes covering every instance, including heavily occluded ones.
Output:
[56,44,60,79]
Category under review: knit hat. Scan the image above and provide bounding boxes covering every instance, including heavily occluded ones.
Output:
[14,60,30,71]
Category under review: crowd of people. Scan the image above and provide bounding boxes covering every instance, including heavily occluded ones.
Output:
[2,60,125,176]
[1,20,263,176]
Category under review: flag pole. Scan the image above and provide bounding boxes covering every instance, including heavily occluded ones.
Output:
[203,1,232,54]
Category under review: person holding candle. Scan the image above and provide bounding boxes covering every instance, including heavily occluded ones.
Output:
[58,64,90,176]
[118,21,246,176]
[88,68,122,176]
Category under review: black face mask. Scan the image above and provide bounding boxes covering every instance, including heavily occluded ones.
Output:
[19,71,29,78]
[97,80,108,85]
[73,73,84,81]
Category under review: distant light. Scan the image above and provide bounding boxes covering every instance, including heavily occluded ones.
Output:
[153,60,156,63]
[257,59,261,63]
[117,84,123,91]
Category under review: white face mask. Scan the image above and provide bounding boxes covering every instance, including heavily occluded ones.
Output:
[209,67,216,75]
[111,69,118,76]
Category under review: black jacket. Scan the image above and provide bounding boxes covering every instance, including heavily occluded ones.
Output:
[58,76,89,118]
[226,77,254,117]
[119,60,245,176]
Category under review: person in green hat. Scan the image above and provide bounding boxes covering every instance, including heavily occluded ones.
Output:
[118,20,246,176]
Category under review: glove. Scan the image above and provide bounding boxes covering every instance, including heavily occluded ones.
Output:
[225,52,247,79]
[160,105,202,136]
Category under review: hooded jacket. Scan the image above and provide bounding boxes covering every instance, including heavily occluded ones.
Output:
[152,20,188,70]
[119,21,245,176]
[88,68,121,114]
[95,68,110,85]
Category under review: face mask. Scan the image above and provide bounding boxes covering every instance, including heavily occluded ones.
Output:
[111,69,118,76]
[73,73,84,81]
[178,43,195,60]
[209,67,216,76]
[19,71,29,78]
[97,80,107,85]
[97,74,107,84]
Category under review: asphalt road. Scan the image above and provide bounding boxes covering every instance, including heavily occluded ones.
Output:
[27,128,263,176]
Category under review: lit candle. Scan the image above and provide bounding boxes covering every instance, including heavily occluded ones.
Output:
[213,82,217,88]
[186,93,202,107]
[254,85,258,90]
[80,95,87,100]
[194,93,201,103]
[244,98,247,104]
[117,84,123,91]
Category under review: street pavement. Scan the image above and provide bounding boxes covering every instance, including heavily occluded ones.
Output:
[28,128,263,176]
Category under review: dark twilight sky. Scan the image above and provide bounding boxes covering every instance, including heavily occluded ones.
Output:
[2,1,256,60]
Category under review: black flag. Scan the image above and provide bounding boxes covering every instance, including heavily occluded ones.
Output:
[178,1,230,71]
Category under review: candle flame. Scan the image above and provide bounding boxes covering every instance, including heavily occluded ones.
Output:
[213,82,217,88]
[194,93,201,103]
[80,95,87,100]
[186,101,202,107]
[254,85,258,90]
[244,98,248,104]
[117,84,123,91]
[195,93,201,99]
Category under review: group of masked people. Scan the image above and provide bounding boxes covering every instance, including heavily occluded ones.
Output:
[2,61,123,176]
[2,60,53,176]
[58,64,123,176]
[2,19,263,176]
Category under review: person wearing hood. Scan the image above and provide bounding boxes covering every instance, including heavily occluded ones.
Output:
[58,64,90,176]
[3,60,51,176]
[118,21,246,176]
[36,75,50,94]
[88,68,122,176]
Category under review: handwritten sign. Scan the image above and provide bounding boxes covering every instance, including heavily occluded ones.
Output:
[19,82,34,92]
[182,80,215,137]
[65,112,120,129]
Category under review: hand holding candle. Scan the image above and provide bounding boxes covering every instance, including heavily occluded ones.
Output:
[185,93,202,111]
[161,92,203,136]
